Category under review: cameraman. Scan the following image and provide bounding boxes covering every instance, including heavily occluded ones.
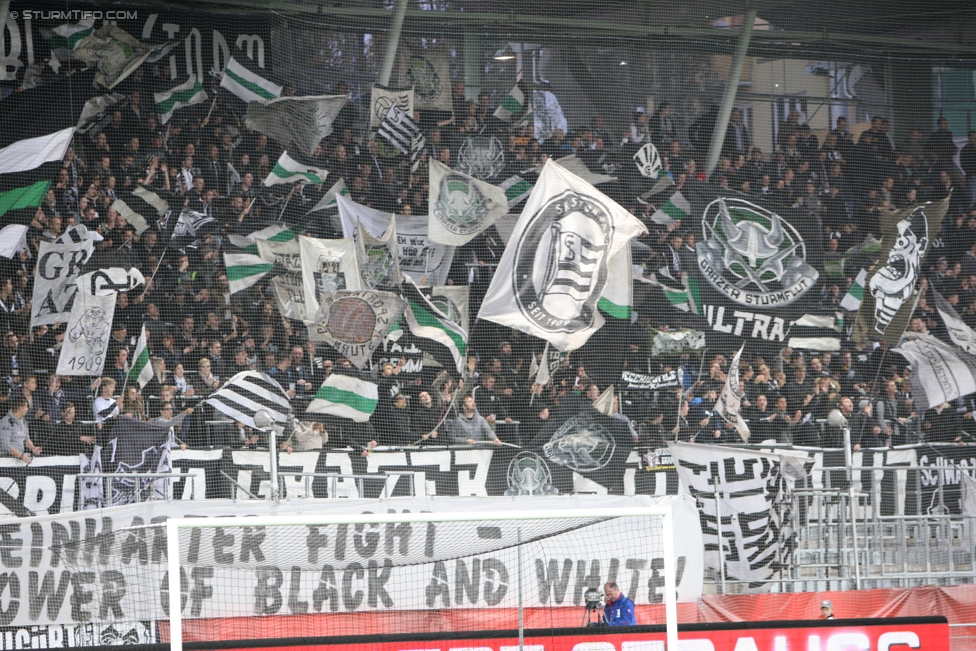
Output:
[603,582,635,626]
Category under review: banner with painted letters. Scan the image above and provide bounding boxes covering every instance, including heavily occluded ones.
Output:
[669,442,813,591]
[337,195,455,287]
[257,239,305,320]
[620,369,681,391]
[29,494,700,628]
[30,238,94,326]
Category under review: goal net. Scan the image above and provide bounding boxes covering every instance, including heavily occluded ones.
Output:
[53,506,677,650]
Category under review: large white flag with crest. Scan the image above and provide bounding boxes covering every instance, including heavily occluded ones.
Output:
[477,159,647,351]
[31,238,95,326]
[933,290,976,356]
[428,159,508,246]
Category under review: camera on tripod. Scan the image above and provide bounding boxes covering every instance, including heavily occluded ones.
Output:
[582,588,607,626]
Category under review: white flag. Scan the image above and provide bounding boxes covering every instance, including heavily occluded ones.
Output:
[428,159,508,246]
[74,25,174,89]
[357,216,401,290]
[299,236,362,317]
[712,344,751,442]
[337,194,456,287]
[264,151,328,186]
[57,266,142,379]
[933,290,976,356]
[369,85,414,129]
[256,239,306,321]
[0,128,75,175]
[245,95,348,158]
[894,332,976,413]
[477,159,647,351]
[31,238,95,326]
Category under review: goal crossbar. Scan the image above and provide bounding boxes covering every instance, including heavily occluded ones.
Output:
[166,505,678,651]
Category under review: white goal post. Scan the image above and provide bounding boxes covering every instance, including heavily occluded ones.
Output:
[166,505,679,651]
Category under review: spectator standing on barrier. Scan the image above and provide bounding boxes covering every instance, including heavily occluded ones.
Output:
[603,582,636,626]
[820,600,835,619]
[0,397,39,464]
[451,396,502,446]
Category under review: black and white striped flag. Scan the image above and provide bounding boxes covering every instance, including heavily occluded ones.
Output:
[410,131,426,173]
[377,103,418,155]
[205,371,292,429]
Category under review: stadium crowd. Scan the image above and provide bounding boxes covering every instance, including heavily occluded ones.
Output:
[3,62,976,462]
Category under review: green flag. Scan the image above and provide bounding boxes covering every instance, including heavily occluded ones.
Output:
[0,181,50,219]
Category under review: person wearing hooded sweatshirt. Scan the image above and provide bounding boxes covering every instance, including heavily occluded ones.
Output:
[451,396,502,446]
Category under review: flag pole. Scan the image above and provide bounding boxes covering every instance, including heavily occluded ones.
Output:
[140,248,168,299]
[203,94,219,123]
[277,187,298,222]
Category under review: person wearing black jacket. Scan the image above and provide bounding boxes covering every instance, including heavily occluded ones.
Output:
[851,399,884,449]
[377,394,412,446]
[411,391,443,443]
[42,403,97,457]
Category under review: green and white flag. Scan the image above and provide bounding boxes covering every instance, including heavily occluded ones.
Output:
[264,152,329,187]
[307,374,378,422]
[401,278,468,375]
[494,83,526,123]
[155,74,207,125]
[227,224,295,255]
[658,275,701,315]
[650,191,691,226]
[264,151,329,187]
[220,57,282,104]
[499,175,533,208]
[225,251,274,295]
[839,268,867,312]
[128,324,154,389]
[0,181,50,219]
[308,178,350,214]
[428,159,508,246]
[46,18,96,51]
[598,245,633,320]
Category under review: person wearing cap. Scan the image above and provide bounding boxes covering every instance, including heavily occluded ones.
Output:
[820,600,835,619]
[626,108,650,146]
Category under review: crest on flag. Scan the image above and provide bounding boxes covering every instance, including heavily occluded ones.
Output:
[400,51,450,111]
[369,85,414,129]
[358,217,401,290]
[457,136,506,181]
[309,290,407,369]
[633,142,662,179]
[517,192,611,333]
[479,160,646,351]
[697,197,818,308]
[428,159,507,245]
[299,236,361,318]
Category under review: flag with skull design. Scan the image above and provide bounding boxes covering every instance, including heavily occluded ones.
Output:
[852,196,949,345]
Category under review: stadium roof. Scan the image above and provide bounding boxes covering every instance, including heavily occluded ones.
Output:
[99,0,976,60]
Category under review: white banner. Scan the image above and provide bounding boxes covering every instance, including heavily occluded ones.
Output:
[30,239,94,326]
[256,239,305,320]
[56,290,115,376]
[369,85,414,130]
[299,236,362,318]
[337,195,455,287]
[669,442,810,591]
[18,494,700,626]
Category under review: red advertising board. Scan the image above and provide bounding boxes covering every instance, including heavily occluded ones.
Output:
[206,617,948,651]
